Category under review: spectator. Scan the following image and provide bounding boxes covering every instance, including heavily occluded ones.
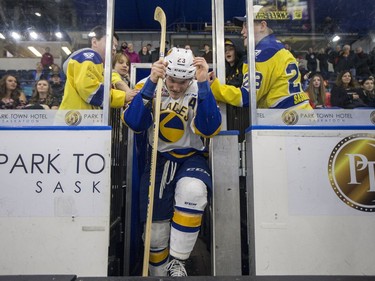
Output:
[317,47,330,79]
[224,37,248,141]
[165,40,170,52]
[299,64,310,91]
[184,44,194,56]
[124,42,141,64]
[368,47,375,75]
[25,79,60,109]
[305,47,318,72]
[322,16,339,34]
[357,76,375,107]
[335,45,355,75]
[202,43,213,63]
[0,74,27,109]
[123,47,221,277]
[34,62,49,81]
[41,47,54,70]
[50,63,66,81]
[146,43,153,55]
[50,64,61,74]
[49,73,65,106]
[224,38,245,88]
[138,45,152,63]
[330,70,366,108]
[305,73,331,108]
[111,52,138,104]
[120,41,128,53]
[151,41,169,63]
[353,46,371,80]
[328,45,342,74]
[59,25,126,110]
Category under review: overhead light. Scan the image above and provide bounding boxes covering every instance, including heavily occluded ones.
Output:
[35,12,41,17]
[0,33,5,39]
[28,46,42,57]
[29,31,38,40]
[11,31,21,40]
[55,31,63,39]
[332,35,340,42]
[61,46,71,55]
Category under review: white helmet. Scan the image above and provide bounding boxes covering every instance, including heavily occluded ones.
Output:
[165,47,196,79]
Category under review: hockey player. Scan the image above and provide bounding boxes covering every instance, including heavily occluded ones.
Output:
[123,47,222,276]
[209,5,312,109]
[60,26,127,110]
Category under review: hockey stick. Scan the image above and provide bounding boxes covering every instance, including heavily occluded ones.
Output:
[142,6,167,277]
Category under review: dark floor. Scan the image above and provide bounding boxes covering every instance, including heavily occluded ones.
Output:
[2,235,374,280]
[185,236,211,276]
[2,276,375,281]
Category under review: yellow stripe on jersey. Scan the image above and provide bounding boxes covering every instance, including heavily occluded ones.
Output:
[294,101,312,110]
[149,248,169,264]
[193,123,222,138]
[168,150,197,159]
[135,81,145,91]
[173,209,202,228]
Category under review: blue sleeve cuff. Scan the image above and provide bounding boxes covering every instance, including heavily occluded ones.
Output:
[197,81,210,101]
[141,78,157,100]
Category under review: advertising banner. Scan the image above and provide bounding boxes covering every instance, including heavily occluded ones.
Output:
[0,129,111,217]
[0,128,112,276]
[0,110,104,127]
[251,128,375,275]
[256,109,375,126]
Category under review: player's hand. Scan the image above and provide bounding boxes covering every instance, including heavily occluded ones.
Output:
[193,57,209,82]
[208,71,216,85]
[150,59,166,83]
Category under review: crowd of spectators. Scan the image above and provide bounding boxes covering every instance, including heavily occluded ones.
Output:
[296,44,375,109]
[0,46,65,109]
[1,40,375,111]
[299,44,375,82]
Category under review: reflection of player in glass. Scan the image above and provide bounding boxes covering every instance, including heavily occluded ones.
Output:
[209,4,311,109]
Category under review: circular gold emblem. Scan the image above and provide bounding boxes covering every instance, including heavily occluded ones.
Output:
[65,110,82,126]
[328,133,375,212]
[282,110,298,125]
[370,111,375,125]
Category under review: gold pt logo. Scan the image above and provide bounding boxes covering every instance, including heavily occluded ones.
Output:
[328,133,375,212]
[65,110,82,126]
[282,110,298,125]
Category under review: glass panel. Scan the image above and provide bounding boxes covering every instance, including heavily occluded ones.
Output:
[246,0,375,126]
[0,0,111,127]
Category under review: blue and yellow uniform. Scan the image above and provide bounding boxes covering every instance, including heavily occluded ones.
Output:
[211,34,311,109]
[60,48,125,110]
[123,77,221,272]
[124,78,221,161]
